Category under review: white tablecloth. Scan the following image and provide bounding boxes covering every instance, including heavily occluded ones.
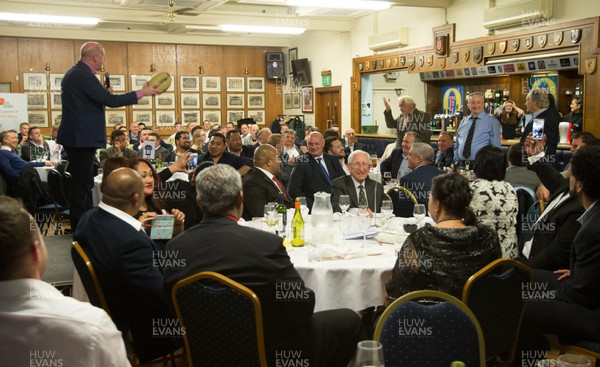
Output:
[35,166,52,182]
[92,176,102,207]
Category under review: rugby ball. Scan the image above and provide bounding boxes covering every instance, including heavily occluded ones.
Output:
[148,72,172,93]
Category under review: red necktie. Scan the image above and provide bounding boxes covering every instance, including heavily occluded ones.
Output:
[272,176,289,202]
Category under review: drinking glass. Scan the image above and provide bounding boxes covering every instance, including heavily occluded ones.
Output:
[380,200,393,224]
[557,354,591,367]
[338,215,351,245]
[297,196,309,217]
[339,195,350,215]
[358,206,371,248]
[370,154,378,172]
[354,340,384,367]
[413,203,426,228]
[264,204,278,234]
[383,171,392,185]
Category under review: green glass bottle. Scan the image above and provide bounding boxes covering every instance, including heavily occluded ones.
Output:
[291,199,305,247]
[276,192,287,235]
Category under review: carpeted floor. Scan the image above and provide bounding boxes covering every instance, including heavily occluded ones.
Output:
[41,234,74,287]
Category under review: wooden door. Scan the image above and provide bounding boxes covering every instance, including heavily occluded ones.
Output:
[315,86,341,132]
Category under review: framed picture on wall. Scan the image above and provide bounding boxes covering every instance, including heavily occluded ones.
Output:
[227,93,245,109]
[203,110,221,124]
[226,77,245,92]
[28,111,48,127]
[292,93,301,109]
[247,77,265,92]
[108,74,126,92]
[132,111,152,125]
[284,94,292,109]
[23,73,47,91]
[247,94,265,109]
[155,93,175,109]
[181,93,200,109]
[49,74,63,91]
[27,93,47,109]
[248,110,265,124]
[202,76,221,92]
[202,94,221,109]
[131,75,151,89]
[301,86,313,113]
[156,110,176,126]
[50,93,62,108]
[180,76,200,92]
[50,111,62,126]
[227,110,244,123]
[132,96,153,109]
[106,110,126,127]
[182,110,200,124]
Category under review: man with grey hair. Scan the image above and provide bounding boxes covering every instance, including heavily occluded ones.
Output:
[380,131,421,179]
[331,149,385,213]
[520,88,560,157]
[253,127,273,151]
[383,95,432,144]
[453,91,501,163]
[396,142,444,217]
[163,164,360,367]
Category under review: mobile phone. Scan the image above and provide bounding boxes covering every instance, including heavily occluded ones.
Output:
[532,118,544,140]
[104,72,111,89]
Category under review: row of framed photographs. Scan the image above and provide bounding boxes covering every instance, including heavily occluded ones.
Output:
[22,72,265,93]
[28,109,266,128]
[26,92,265,110]
[284,86,314,113]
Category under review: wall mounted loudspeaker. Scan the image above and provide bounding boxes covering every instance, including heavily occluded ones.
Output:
[266,52,285,80]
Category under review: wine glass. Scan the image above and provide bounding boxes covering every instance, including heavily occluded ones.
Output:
[338,215,351,246]
[380,200,393,226]
[413,203,426,228]
[297,196,308,217]
[339,195,350,215]
[383,171,392,186]
[354,340,384,367]
[358,205,371,248]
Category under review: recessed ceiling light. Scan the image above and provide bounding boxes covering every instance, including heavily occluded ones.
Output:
[286,0,390,10]
[220,24,305,35]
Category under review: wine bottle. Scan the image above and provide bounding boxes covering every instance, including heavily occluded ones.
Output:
[276,192,287,235]
[291,199,305,247]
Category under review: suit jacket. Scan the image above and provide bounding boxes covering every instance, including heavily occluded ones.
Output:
[434,148,454,168]
[331,175,384,213]
[163,216,315,363]
[384,108,432,143]
[57,61,138,149]
[396,165,444,217]
[379,148,404,179]
[74,207,180,363]
[522,160,583,271]
[242,168,291,220]
[20,140,50,162]
[287,153,345,209]
[344,141,366,156]
[98,146,138,167]
[520,108,560,157]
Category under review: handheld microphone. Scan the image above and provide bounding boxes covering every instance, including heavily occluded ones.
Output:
[105,72,111,89]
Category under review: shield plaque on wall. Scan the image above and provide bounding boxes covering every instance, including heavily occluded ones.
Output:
[463,50,470,62]
[435,35,448,56]
[554,31,564,46]
[525,36,533,49]
[473,46,483,64]
[499,41,507,53]
[512,39,520,51]
[571,29,582,44]
[538,34,548,48]
[451,52,459,63]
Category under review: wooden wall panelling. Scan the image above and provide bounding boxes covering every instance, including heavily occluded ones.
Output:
[0,37,19,93]
[18,38,75,75]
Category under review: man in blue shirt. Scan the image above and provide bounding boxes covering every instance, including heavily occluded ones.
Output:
[453,92,501,163]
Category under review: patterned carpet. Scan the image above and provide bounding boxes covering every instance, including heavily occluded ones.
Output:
[41,234,74,287]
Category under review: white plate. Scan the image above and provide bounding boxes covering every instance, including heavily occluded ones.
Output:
[366,248,384,256]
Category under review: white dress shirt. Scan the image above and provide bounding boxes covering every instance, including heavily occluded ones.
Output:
[99,201,143,232]
[0,279,129,366]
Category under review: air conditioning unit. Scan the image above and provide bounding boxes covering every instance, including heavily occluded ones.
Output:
[368,29,409,51]
[483,0,553,30]
[384,72,400,81]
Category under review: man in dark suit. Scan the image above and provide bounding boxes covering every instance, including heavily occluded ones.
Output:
[395,143,444,217]
[99,129,138,167]
[242,144,291,220]
[383,95,432,144]
[380,131,421,179]
[288,132,345,210]
[518,144,600,361]
[20,127,50,162]
[58,41,160,232]
[520,88,560,158]
[331,149,385,213]
[434,131,455,168]
[164,164,360,367]
[74,168,181,363]
[343,128,365,155]
[226,129,254,166]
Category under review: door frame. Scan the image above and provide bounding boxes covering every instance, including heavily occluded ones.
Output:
[315,85,342,131]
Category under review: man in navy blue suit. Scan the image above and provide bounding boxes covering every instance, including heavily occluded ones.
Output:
[58,41,161,232]
[396,142,444,217]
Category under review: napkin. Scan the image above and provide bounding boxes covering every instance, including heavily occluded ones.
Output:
[320,246,366,260]
[344,228,379,240]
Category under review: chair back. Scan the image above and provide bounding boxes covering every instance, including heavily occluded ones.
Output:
[374,290,486,367]
[386,185,418,217]
[161,179,198,229]
[71,241,112,316]
[47,169,69,208]
[515,187,535,243]
[462,259,533,366]
[171,271,267,367]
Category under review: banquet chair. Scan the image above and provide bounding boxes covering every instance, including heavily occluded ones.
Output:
[71,241,180,367]
[171,271,268,367]
[462,259,533,367]
[47,169,70,235]
[374,290,486,367]
[386,185,418,217]
[514,187,535,243]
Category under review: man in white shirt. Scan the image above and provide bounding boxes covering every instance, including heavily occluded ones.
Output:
[0,196,129,366]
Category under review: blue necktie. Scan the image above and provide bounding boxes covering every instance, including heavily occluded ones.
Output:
[316,158,331,184]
